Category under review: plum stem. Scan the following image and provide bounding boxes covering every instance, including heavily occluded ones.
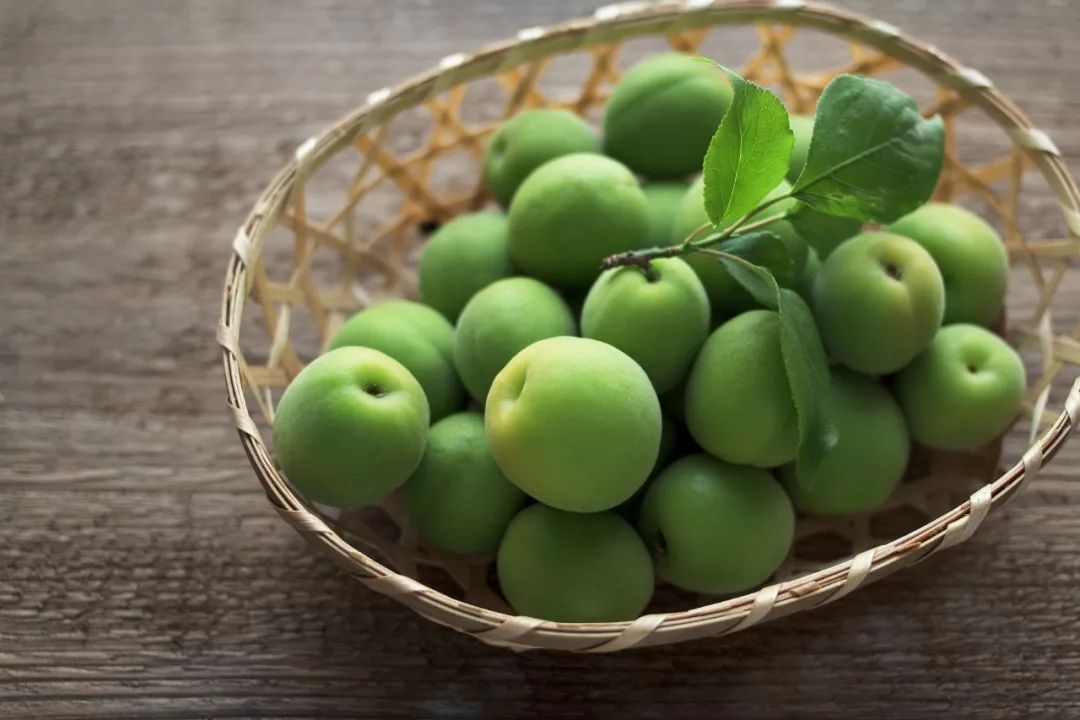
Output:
[600,195,792,272]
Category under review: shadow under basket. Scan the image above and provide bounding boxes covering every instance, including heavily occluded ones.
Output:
[219,0,1080,652]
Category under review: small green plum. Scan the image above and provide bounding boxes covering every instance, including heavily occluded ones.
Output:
[780,369,909,515]
[403,412,527,555]
[603,53,733,179]
[895,324,1025,450]
[418,212,514,322]
[453,277,575,403]
[483,108,600,207]
[813,232,945,375]
[672,177,807,316]
[787,114,814,183]
[642,181,690,242]
[638,454,794,594]
[272,347,429,507]
[329,300,463,420]
[497,504,654,622]
[508,153,651,291]
[486,337,662,512]
[581,257,710,393]
[886,202,1008,326]
[684,310,798,467]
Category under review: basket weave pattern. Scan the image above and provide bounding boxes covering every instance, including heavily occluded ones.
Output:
[219,0,1080,652]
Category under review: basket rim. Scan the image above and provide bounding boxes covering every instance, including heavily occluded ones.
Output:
[218,0,1080,652]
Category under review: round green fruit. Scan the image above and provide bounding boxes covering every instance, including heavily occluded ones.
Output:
[684,310,798,467]
[272,347,429,507]
[581,257,710,393]
[780,369,909,515]
[497,504,654,622]
[787,114,814,183]
[418,212,514,322]
[603,53,733,179]
[672,178,806,316]
[329,300,463,420]
[403,412,527,555]
[642,181,690,242]
[483,108,600,207]
[453,277,575,402]
[886,202,1007,326]
[638,454,794,594]
[813,231,945,375]
[486,336,662,512]
[895,323,1025,450]
[508,153,650,290]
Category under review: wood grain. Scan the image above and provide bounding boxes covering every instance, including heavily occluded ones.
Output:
[2,1,1079,717]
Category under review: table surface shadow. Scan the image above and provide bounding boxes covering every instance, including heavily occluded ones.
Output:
[3,1,1080,718]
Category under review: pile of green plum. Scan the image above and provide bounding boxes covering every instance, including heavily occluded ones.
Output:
[272,54,1026,623]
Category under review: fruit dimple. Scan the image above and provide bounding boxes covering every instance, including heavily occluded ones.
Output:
[883,261,903,281]
[362,382,387,398]
[653,528,669,560]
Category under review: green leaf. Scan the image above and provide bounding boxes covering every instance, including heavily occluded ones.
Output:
[792,74,945,224]
[702,69,793,227]
[788,202,864,259]
[714,253,838,488]
[713,230,792,280]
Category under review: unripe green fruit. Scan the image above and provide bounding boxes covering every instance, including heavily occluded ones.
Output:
[780,369,909,515]
[486,336,662,512]
[672,178,807,316]
[895,324,1025,450]
[886,202,1008,326]
[642,181,691,242]
[787,114,814,183]
[497,504,654,622]
[508,153,651,290]
[603,53,733,179]
[403,412,527,555]
[272,347,429,507]
[418,212,514,322]
[453,277,575,403]
[684,310,798,467]
[581,257,710,393]
[813,231,945,375]
[638,454,794,594]
[329,300,463,420]
[483,108,600,207]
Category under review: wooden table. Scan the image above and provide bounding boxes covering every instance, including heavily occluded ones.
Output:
[4,1,1079,717]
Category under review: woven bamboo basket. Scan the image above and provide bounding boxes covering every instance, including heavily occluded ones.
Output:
[219,0,1080,652]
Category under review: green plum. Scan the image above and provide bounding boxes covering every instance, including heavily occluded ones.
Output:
[895,324,1025,450]
[642,181,690,242]
[403,412,527,555]
[638,454,794,594]
[886,202,1008,326]
[272,347,429,507]
[780,369,909,515]
[329,300,463,420]
[787,114,814,183]
[508,153,650,291]
[813,231,945,375]
[581,257,710,393]
[453,277,575,402]
[672,177,807,316]
[483,108,600,207]
[486,336,662,512]
[684,310,798,468]
[497,504,654,622]
[418,212,514,322]
[603,53,733,179]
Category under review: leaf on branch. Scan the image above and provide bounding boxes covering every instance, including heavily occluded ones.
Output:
[712,253,838,488]
[707,230,792,280]
[702,67,793,228]
[787,202,864,259]
[792,74,945,224]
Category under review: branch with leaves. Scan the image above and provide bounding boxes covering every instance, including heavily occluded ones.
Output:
[601,67,946,488]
